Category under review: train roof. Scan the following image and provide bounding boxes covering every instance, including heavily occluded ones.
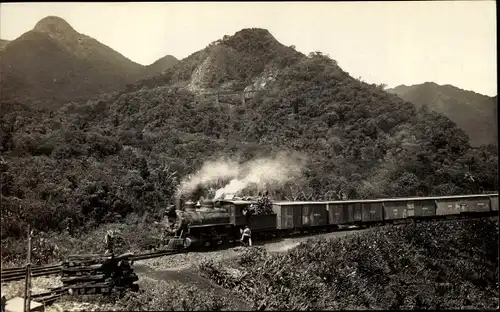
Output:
[379,193,498,202]
[273,201,328,205]
[217,199,257,205]
[272,193,498,206]
[213,193,498,207]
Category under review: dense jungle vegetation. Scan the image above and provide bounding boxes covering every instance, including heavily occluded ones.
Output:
[1,28,497,262]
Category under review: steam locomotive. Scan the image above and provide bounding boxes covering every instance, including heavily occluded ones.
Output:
[161,193,499,250]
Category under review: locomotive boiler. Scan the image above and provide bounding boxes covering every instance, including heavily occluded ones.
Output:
[162,198,233,248]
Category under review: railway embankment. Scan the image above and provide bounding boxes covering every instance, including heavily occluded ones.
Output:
[111,217,498,311]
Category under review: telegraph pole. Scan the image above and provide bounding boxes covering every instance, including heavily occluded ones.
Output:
[23,226,32,312]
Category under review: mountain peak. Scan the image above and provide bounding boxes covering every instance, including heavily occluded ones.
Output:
[219,27,288,57]
[235,28,272,36]
[33,16,77,36]
[229,28,276,43]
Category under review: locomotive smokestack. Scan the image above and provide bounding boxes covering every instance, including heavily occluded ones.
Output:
[175,198,184,211]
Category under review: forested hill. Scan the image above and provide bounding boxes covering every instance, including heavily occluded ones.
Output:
[0,16,178,109]
[1,28,497,240]
[136,28,303,93]
[388,82,498,147]
[0,39,9,50]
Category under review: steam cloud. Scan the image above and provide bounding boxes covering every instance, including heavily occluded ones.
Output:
[176,158,240,197]
[177,152,307,200]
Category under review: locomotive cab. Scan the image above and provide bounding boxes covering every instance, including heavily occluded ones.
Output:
[219,198,277,240]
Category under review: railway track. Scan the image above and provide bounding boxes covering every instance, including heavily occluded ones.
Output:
[29,281,116,304]
[31,286,70,304]
[1,264,62,282]
[1,249,188,283]
[2,213,497,283]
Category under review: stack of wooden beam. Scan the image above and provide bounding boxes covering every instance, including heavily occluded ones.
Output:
[61,252,139,295]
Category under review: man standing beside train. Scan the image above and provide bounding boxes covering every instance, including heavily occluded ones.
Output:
[240,225,252,247]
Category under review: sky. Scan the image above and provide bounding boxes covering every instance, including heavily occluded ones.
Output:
[0,1,497,96]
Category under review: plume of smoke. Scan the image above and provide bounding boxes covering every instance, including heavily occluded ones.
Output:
[177,159,240,197]
[213,151,307,200]
[177,152,307,200]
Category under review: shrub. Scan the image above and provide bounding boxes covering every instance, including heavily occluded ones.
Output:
[199,218,499,310]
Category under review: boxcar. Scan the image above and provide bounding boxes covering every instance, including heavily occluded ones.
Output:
[435,197,467,216]
[272,202,303,230]
[412,199,436,218]
[490,195,499,211]
[302,203,328,228]
[361,200,384,222]
[464,196,491,213]
[327,201,362,225]
[327,203,354,225]
[383,200,410,220]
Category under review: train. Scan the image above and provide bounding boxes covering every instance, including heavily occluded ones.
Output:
[162,193,499,249]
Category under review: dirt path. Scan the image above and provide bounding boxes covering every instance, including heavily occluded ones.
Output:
[2,228,369,311]
[135,227,369,272]
[130,227,370,310]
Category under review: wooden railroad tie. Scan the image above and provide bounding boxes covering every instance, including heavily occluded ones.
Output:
[60,252,139,296]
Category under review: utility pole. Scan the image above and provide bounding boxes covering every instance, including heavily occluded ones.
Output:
[241,91,246,106]
[23,226,32,312]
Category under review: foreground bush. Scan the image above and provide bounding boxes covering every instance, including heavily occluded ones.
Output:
[199,218,499,310]
[90,278,236,311]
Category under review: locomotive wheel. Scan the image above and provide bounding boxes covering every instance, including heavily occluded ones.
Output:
[183,237,193,249]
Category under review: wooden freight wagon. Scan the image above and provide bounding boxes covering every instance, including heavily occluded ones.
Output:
[382,200,410,220]
[327,201,362,225]
[464,196,490,213]
[435,197,467,216]
[302,203,328,228]
[490,195,499,211]
[411,199,436,218]
[272,202,303,230]
[360,200,384,222]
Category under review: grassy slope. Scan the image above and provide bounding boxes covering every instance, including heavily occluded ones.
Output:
[3,218,497,310]
[193,218,498,310]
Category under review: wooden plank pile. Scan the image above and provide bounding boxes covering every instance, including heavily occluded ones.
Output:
[61,252,139,295]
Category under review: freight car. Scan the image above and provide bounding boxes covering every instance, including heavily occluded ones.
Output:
[164,193,498,250]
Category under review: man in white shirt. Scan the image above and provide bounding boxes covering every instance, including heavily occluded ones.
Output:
[240,225,252,247]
